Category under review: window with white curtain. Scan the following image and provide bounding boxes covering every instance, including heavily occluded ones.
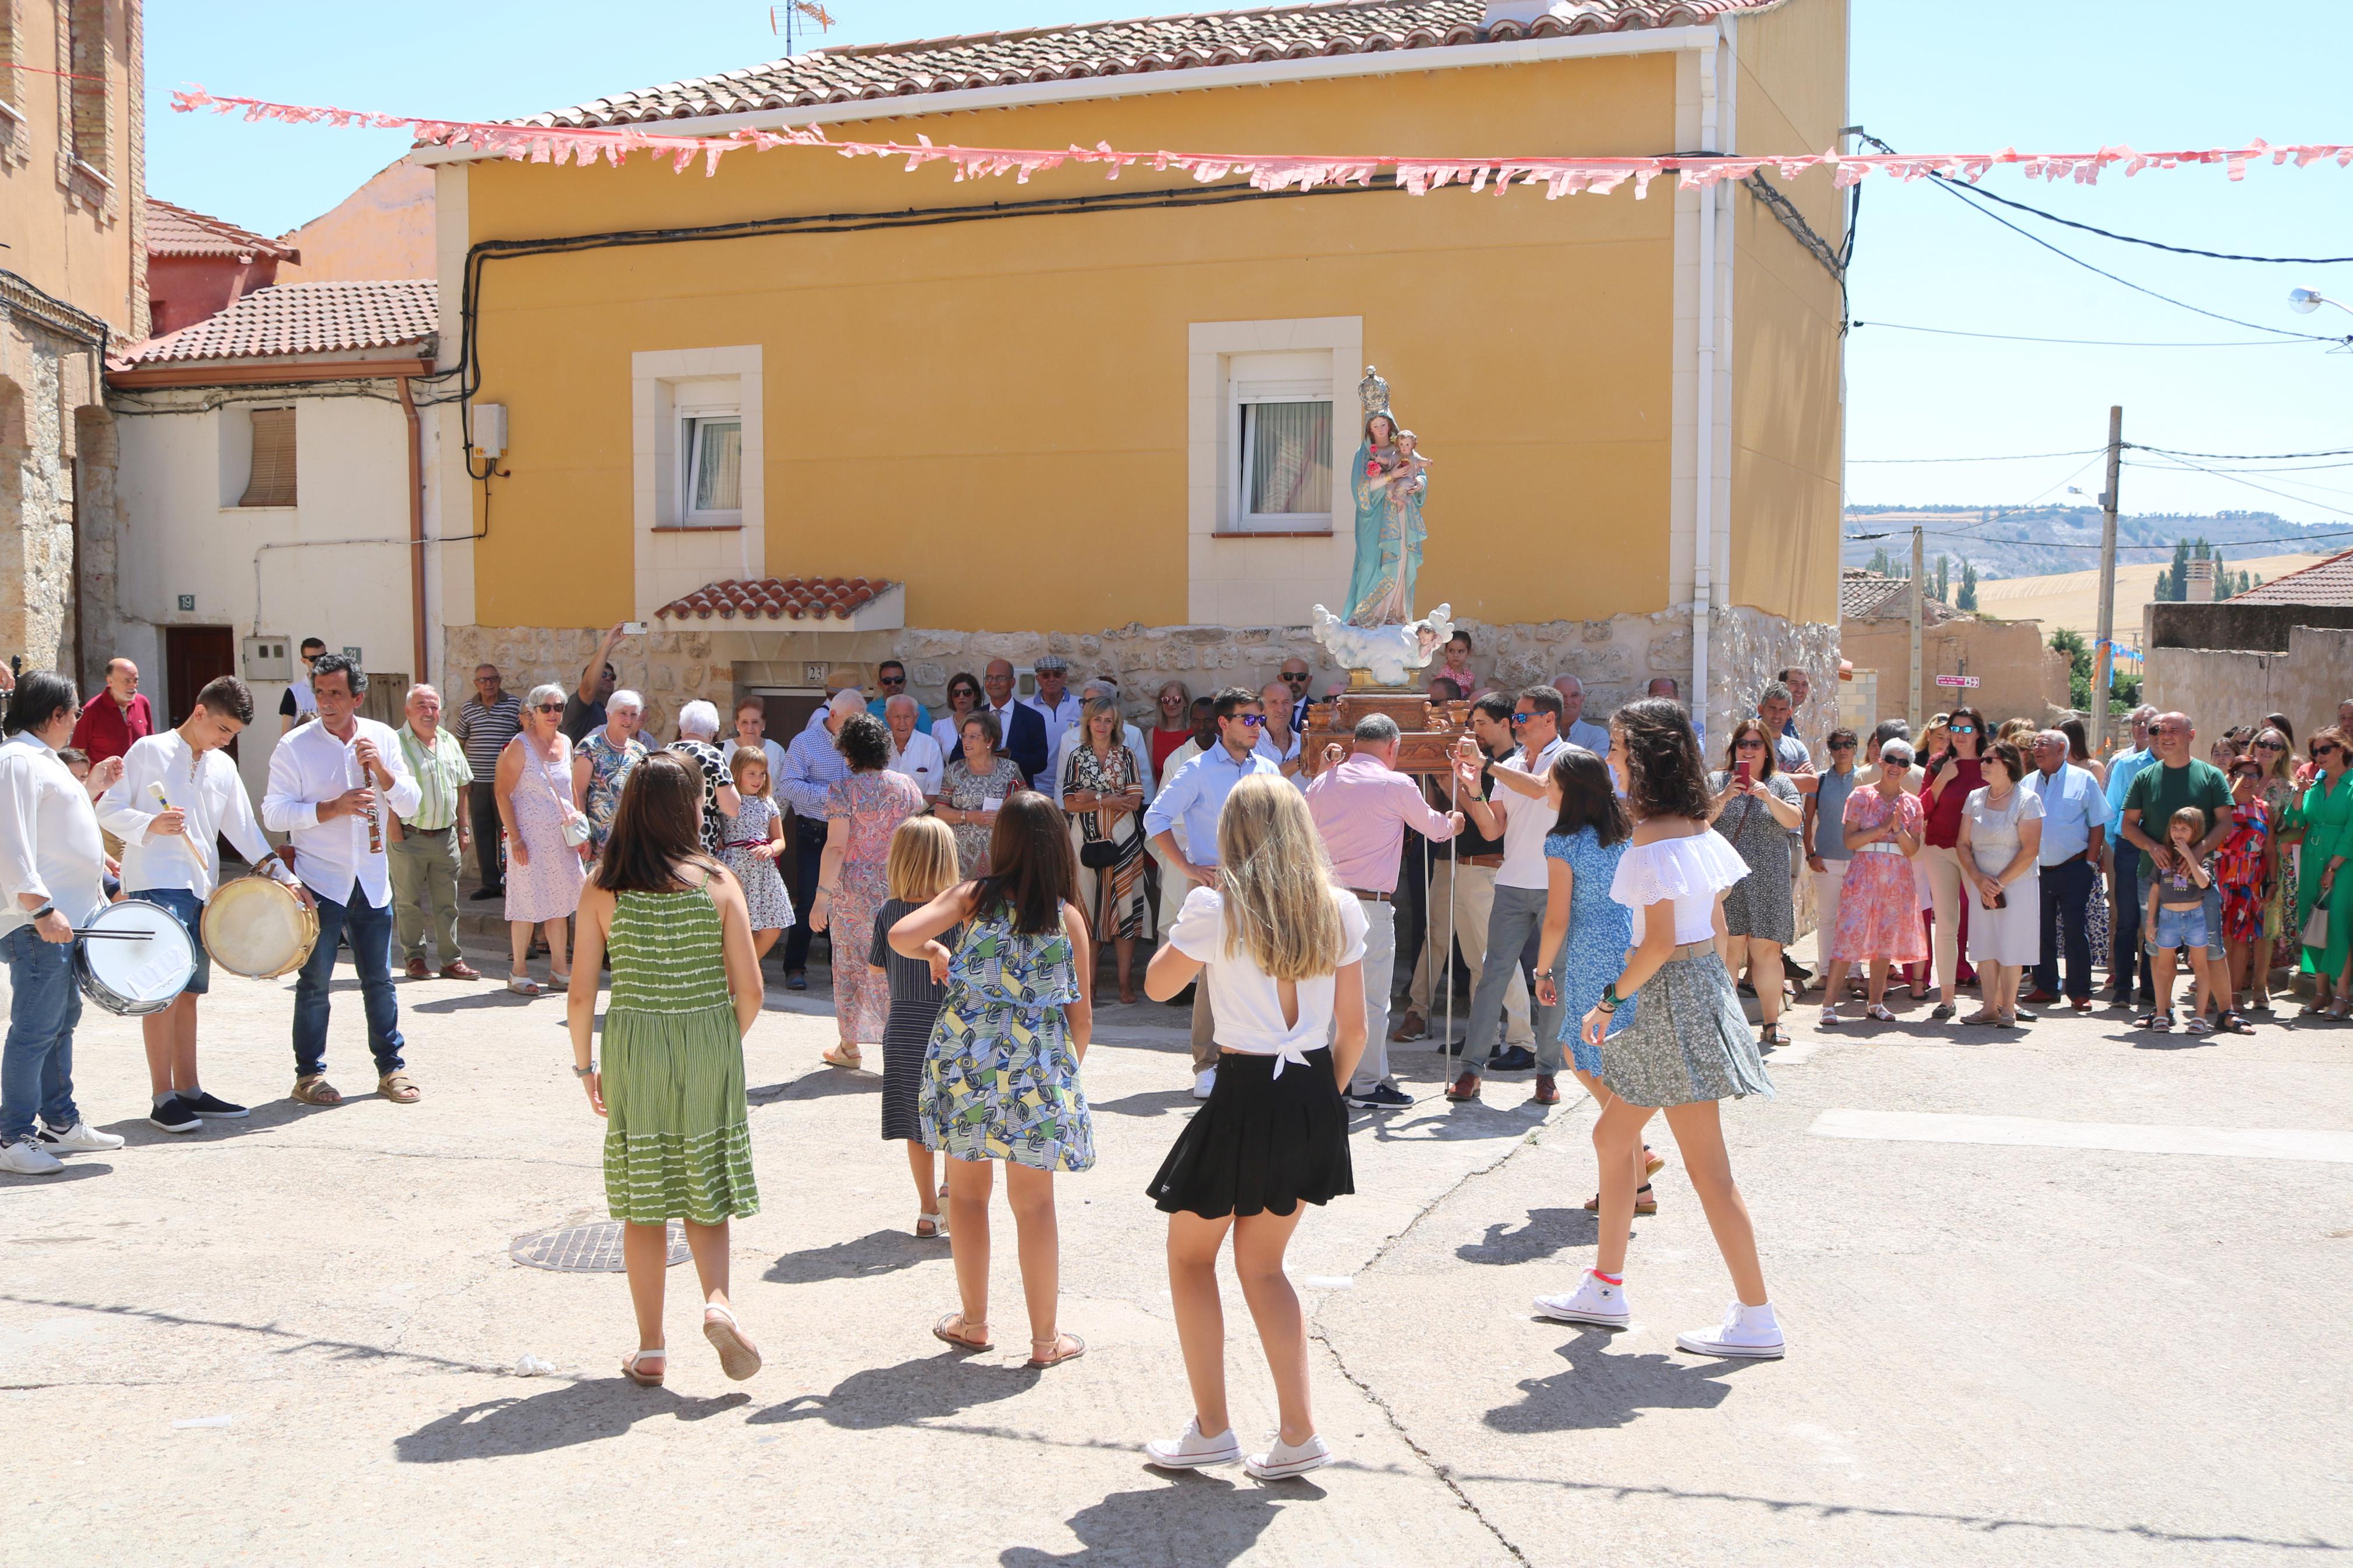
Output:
[1233,365,1333,532]
[680,412,742,525]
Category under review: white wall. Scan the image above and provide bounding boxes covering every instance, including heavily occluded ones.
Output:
[113,384,430,805]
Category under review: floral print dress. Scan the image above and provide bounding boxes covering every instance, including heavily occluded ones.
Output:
[919,905,1094,1172]
[1830,787,1928,965]
[825,768,925,1047]
[2216,798,2270,945]
[577,731,646,861]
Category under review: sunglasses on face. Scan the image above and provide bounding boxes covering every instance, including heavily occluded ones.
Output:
[2316,743,2342,758]
[530,702,563,714]
[1235,714,1266,728]
[1736,738,1766,751]
[1280,673,1309,684]
[2256,739,2285,751]
[879,674,905,687]
[1829,741,1856,751]
[1510,712,1543,726]
[1950,725,1975,735]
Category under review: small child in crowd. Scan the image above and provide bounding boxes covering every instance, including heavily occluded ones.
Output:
[869,816,961,1238]
[2145,805,2223,1034]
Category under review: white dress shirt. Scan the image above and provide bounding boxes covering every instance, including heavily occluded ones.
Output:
[887,730,946,797]
[1495,737,1569,890]
[262,716,421,907]
[1049,722,1154,805]
[0,733,107,937]
[97,731,278,900]
[1025,690,1085,734]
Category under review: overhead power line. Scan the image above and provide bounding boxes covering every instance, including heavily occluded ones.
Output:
[1847,447,2103,464]
[1921,176,2353,266]
[1852,320,2297,348]
[2132,443,2353,461]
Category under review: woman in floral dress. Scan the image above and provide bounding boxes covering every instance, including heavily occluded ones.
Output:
[1820,739,1928,1023]
[810,713,925,1067]
[892,791,1092,1368]
[572,690,648,867]
[2214,755,2272,1011]
[1061,695,1149,1004]
[2248,726,2299,1011]
[938,710,1027,878]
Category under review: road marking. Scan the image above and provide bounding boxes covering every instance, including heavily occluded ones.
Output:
[1809,1108,2353,1164]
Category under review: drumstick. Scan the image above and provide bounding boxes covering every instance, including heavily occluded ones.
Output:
[145,781,190,842]
[72,930,152,939]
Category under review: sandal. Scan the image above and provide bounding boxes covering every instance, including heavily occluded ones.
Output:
[1866,1003,1898,1022]
[2217,1010,2256,1036]
[915,1210,948,1239]
[620,1347,665,1387]
[505,974,543,996]
[2136,1010,2173,1032]
[1027,1332,1086,1369]
[701,1304,762,1381]
[290,1074,342,1107]
[933,1312,992,1352]
[550,969,573,990]
[1581,1185,1659,1216]
[1759,1024,1788,1048]
[822,1047,862,1069]
[377,1071,421,1104]
[1643,1146,1666,1179]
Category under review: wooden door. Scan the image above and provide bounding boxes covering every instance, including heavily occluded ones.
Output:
[164,627,238,757]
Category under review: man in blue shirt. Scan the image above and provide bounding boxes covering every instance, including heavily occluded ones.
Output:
[2101,705,2159,1006]
[1145,685,1280,1100]
[776,691,856,991]
[865,659,931,734]
[2022,730,2113,1011]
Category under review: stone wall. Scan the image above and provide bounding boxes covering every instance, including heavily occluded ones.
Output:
[448,606,1842,753]
[0,317,110,687]
[2145,625,2353,753]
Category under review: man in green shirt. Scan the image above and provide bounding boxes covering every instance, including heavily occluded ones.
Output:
[2118,711,2233,1024]
[391,684,480,981]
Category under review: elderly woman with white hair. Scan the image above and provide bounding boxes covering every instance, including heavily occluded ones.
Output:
[1819,737,1928,1025]
[572,687,648,866]
[498,681,591,994]
[669,698,742,859]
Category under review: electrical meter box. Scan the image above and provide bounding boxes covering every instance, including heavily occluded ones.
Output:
[473,403,507,460]
[243,636,293,682]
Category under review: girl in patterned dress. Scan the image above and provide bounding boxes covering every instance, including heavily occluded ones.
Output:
[719,748,795,962]
[2216,755,2272,1011]
[1820,739,1928,1024]
[891,791,1094,1370]
[870,817,963,1238]
[566,752,766,1389]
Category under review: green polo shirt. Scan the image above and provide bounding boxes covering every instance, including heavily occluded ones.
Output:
[397,723,475,832]
[2121,756,2232,881]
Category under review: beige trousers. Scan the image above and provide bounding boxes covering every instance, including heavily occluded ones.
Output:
[1919,843,1968,999]
[1406,860,1531,1042]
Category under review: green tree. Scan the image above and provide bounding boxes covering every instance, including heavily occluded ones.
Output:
[2155,566,2174,600]
[2052,627,2092,709]
[1957,559,1980,611]
[2166,538,2192,602]
[1935,554,1950,603]
[1868,545,1892,576]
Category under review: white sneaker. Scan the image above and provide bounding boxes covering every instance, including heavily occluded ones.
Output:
[1144,1418,1242,1469]
[1243,1433,1333,1480]
[38,1121,125,1154]
[1675,1300,1786,1359]
[1819,1005,1843,1027]
[0,1136,64,1175]
[1532,1270,1630,1329]
[1192,1066,1217,1100]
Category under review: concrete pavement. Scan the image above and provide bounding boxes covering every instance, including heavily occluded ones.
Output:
[2,941,2349,1565]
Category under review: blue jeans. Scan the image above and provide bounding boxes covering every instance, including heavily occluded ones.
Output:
[2,925,83,1143]
[2152,901,2211,954]
[2034,857,2096,1000]
[293,886,406,1079]
[2109,854,2155,1001]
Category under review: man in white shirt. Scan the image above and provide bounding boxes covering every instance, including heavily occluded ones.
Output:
[882,694,945,799]
[262,654,424,1108]
[0,672,130,1174]
[1451,684,1571,1103]
[98,675,303,1133]
[1254,680,1304,774]
[279,637,325,734]
[1553,674,1612,755]
[1025,654,1084,736]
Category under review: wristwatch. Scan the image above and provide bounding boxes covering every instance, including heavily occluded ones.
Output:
[30,903,54,922]
[573,1061,597,1079]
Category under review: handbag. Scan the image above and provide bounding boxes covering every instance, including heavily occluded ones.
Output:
[2303,900,2330,950]
[1074,745,1133,870]
[533,739,593,847]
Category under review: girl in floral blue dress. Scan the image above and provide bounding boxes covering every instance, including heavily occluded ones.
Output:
[890,791,1094,1369]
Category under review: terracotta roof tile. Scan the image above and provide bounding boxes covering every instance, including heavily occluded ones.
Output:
[146,197,299,262]
[2225,547,2353,607]
[530,0,1777,127]
[658,577,898,622]
[110,281,438,367]
[1840,571,1912,621]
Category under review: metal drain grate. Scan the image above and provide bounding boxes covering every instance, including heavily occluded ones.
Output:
[510,1220,689,1272]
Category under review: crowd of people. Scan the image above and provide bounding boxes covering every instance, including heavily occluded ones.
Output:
[3,625,2347,1475]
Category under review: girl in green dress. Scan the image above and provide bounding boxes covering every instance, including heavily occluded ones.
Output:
[2283,727,2353,1018]
[568,752,768,1388]
[892,791,1095,1369]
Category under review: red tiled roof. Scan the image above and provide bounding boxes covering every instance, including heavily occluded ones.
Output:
[1840,570,1955,623]
[658,577,899,622]
[146,197,299,262]
[110,281,438,367]
[2226,547,2353,607]
[530,0,1773,127]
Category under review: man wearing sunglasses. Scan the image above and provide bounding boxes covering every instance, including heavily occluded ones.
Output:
[1146,687,1283,1100]
[1450,685,1571,1102]
[279,638,328,735]
[864,659,931,733]
[1277,657,1317,734]
[2101,705,2161,1006]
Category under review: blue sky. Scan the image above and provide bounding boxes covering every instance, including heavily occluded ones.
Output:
[147,1,2353,531]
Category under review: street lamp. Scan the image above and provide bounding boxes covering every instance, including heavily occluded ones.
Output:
[2289,286,2351,317]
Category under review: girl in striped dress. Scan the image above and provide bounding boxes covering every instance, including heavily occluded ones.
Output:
[567,751,767,1389]
[868,816,961,1238]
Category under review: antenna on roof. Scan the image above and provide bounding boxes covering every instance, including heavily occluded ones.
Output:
[770,2,836,55]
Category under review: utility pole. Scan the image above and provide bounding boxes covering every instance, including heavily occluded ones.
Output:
[1908,523,1923,731]
[2090,406,2124,757]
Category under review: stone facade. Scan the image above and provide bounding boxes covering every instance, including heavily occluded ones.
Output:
[447,606,1842,753]
[0,317,114,687]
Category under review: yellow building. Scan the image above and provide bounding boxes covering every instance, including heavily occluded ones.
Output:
[1,0,147,685]
[420,0,1848,741]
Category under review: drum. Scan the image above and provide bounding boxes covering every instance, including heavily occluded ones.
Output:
[203,873,319,980]
[74,899,198,1017]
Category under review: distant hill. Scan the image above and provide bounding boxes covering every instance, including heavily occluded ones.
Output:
[1841,506,2347,584]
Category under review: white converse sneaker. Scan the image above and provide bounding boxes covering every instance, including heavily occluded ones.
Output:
[1532,1270,1630,1329]
[1675,1300,1786,1359]
[1144,1418,1242,1469]
[1243,1433,1333,1480]
[37,1121,124,1154]
[0,1135,64,1175]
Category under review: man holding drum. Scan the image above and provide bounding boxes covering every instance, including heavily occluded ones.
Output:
[262,654,424,1107]
[0,672,127,1175]
[98,675,303,1133]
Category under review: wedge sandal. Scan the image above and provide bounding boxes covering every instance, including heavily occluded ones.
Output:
[702,1304,762,1381]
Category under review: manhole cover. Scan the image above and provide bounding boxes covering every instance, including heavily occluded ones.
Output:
[510,1220,689,1272]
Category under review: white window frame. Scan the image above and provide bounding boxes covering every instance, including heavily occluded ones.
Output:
[677,406,743,528]
[1231,373,1336,534]
[632,346,764,623]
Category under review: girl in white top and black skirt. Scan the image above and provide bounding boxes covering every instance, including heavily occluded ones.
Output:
[1532,698,1787,1360]
[1140,773,1367,1482]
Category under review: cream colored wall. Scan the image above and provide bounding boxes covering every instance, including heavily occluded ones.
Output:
[276,160,435,283]
[2145,626,2353,758]
[1841,616,2071,731]
[1729,0,1846,629]
[0,0,144,333]
[457,55,1690,634]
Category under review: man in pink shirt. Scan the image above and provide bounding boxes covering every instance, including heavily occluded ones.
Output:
[1306,713,1463,1110]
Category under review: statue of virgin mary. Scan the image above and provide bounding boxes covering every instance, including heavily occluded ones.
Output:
[1343,368,1428,628]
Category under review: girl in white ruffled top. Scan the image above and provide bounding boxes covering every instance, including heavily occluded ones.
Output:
[1532,698,1787,1361]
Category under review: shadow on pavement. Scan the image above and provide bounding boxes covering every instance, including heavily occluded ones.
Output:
[1455,1206,1592,1266]
[395,1382,750,1461]
[95,1096,311,1148]
[764,1228,945,1285]
[750,1070,880,1105]
[1484,1327,1751,1433]
[747,1353,1039,1430]
[1087,1088,1199,1119]
[999,1477,1312,1566]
